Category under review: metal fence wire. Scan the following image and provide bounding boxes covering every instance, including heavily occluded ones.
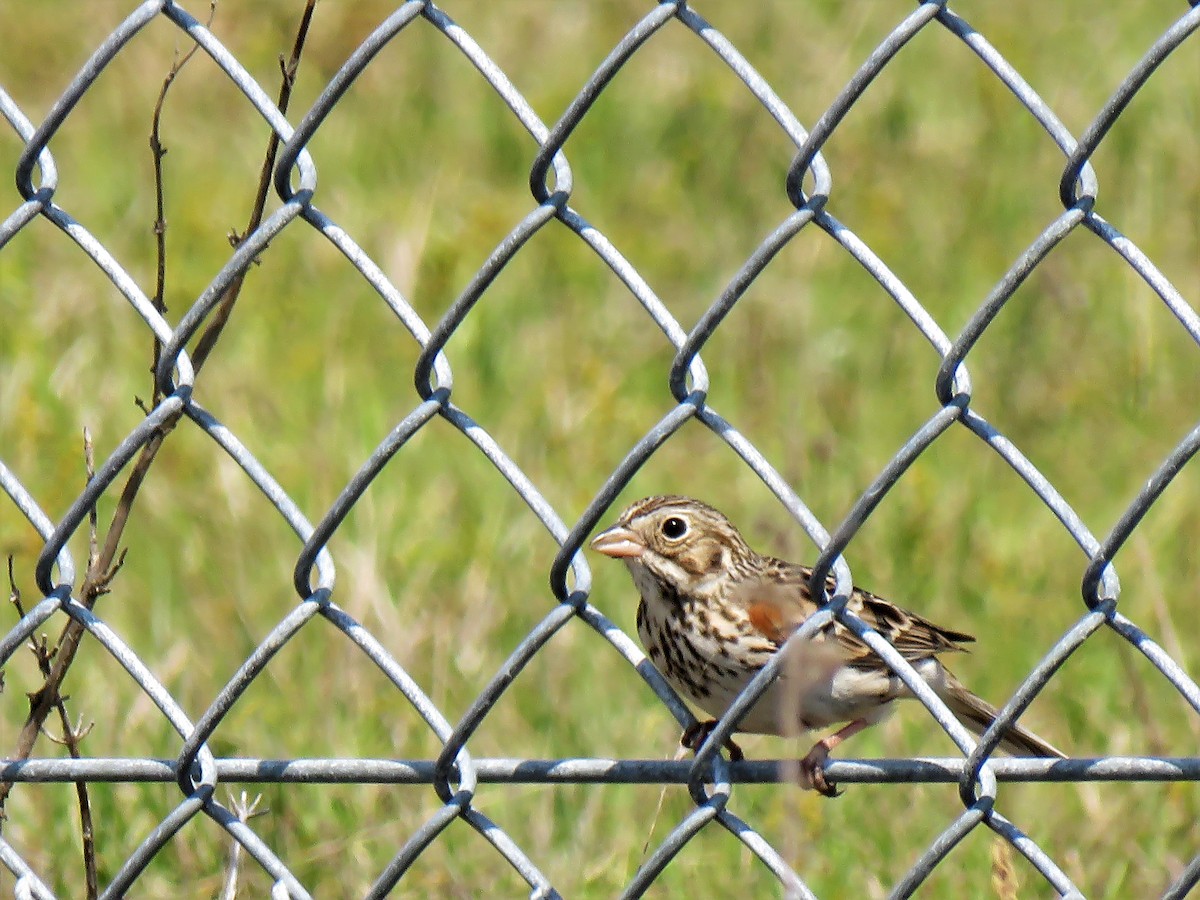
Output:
[3,1,1200,897]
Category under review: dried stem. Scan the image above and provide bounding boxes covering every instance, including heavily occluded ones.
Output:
[191,0,317,372]
[49,672,98,898]
[0,0,317,839]
[7,555,22,618]
[148,4,213,405]
[11,548,98,893]
[0,431,125,818]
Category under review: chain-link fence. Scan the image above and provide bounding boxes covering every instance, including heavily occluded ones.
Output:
[2,1,1200,897]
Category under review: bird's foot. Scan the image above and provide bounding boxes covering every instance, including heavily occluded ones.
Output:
[681,720,745,762]
[799,740,842,798]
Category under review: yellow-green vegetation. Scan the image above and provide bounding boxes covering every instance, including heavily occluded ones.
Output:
[2,1,1198,896]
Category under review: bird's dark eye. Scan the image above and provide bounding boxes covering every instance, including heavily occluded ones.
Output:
[661,516,688,540]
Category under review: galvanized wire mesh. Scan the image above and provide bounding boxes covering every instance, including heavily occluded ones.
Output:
[2,1,1200,896]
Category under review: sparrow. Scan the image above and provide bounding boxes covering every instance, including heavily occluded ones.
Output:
[591,495,1063,795]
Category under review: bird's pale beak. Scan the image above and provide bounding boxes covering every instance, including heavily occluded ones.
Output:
[590,525,644,559]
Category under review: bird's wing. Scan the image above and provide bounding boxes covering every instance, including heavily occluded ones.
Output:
[740,560,974,667]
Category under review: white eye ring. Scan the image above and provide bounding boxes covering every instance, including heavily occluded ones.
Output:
[660,516,688,540]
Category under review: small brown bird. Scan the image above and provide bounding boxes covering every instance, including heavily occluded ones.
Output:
[591,495,1063,795]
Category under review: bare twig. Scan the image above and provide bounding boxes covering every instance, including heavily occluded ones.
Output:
[2,559,14,708]
[8,555,23,619]
[13,431,125,751]
[0,427,125,819]
[42,714,94,747]
[0,0,317,856]
[84,428,98,567]
[19,571,98,897]
[77,428,100,898]
[148,0,215,405]
[0,6,223,820]
[53,704,98,898]
[191,0,318,372]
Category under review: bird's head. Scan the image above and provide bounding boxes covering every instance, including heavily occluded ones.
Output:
[590,496,754,592]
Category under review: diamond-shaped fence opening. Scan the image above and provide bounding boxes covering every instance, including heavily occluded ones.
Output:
[2,1,1199,896]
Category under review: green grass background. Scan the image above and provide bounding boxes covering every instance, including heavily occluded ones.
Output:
[2,1,1199,896]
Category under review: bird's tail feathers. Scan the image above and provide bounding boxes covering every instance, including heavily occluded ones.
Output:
[939,677,1064,759]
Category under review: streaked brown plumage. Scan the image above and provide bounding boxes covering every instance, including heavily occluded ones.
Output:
[591,495,1063,795]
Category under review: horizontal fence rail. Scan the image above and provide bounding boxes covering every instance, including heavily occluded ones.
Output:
[5,756,1200,785]
[2,1,1199,897]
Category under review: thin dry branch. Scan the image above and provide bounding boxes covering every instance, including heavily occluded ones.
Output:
[148,2,215,406]
[191,0,318,372]
[0,0,318,834]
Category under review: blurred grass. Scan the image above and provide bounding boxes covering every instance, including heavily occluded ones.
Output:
[1,0,1199,896]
